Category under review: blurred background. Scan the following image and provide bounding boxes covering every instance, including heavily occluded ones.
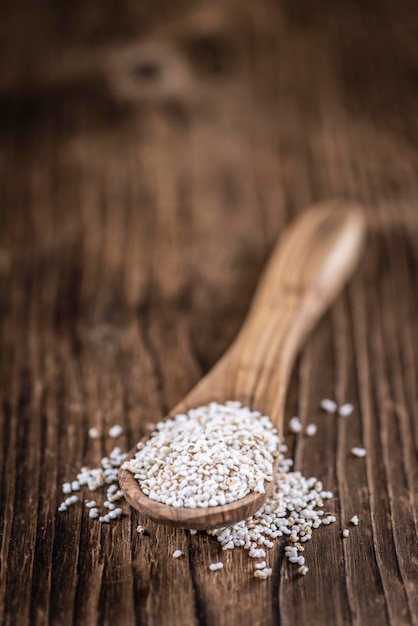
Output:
[2,0,418,364]
[1,1,418,625]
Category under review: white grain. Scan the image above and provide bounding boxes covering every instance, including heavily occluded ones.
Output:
[305,424,317,437]
[208,443,336,576]
[289,416,302,433]
[109,425,123,438]
[253,568,272,580]
[123,402,279,509]
[320,399,337,414]
[109,508,123,519]
[64,495,78,506]
[172,550,183,558]
[57,408,337,581]
[351,447,367,458]
[209,562,224,571]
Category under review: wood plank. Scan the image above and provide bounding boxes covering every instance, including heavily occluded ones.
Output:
[0,0,418,624]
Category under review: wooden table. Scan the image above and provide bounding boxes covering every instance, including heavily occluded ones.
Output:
[1,0,417,624]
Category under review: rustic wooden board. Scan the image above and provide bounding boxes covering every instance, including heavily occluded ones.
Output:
[0,0,418,624]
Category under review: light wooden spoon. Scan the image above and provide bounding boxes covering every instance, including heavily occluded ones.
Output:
[119,200,365,529]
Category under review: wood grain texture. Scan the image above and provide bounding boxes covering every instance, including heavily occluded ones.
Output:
[0,0,418,624]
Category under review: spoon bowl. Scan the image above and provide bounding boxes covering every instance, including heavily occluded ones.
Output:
[119,200,366,529]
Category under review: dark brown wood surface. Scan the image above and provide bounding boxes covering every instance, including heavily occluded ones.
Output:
[1,0,418,624]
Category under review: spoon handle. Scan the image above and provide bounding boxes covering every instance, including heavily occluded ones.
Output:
[184,200,365,428]
[119,200,366,529]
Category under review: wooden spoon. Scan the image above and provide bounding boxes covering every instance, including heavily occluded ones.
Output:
[119,200,365,529]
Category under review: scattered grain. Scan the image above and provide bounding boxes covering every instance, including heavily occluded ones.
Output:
[64,495,78,506]
[305,424,317,437]
[172,550,183,558]
[109,508,123,519]
[249,547,266,559]
[208,444,336,576]
[253,567,272,580]
[58,440,127,525]
[109,425,123,438]
[209,562,224,571]
[351,447,367,458]
[59,407,339,579]
[320,399,337,414]
[289,416,302,433]
[339,403,354,417]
